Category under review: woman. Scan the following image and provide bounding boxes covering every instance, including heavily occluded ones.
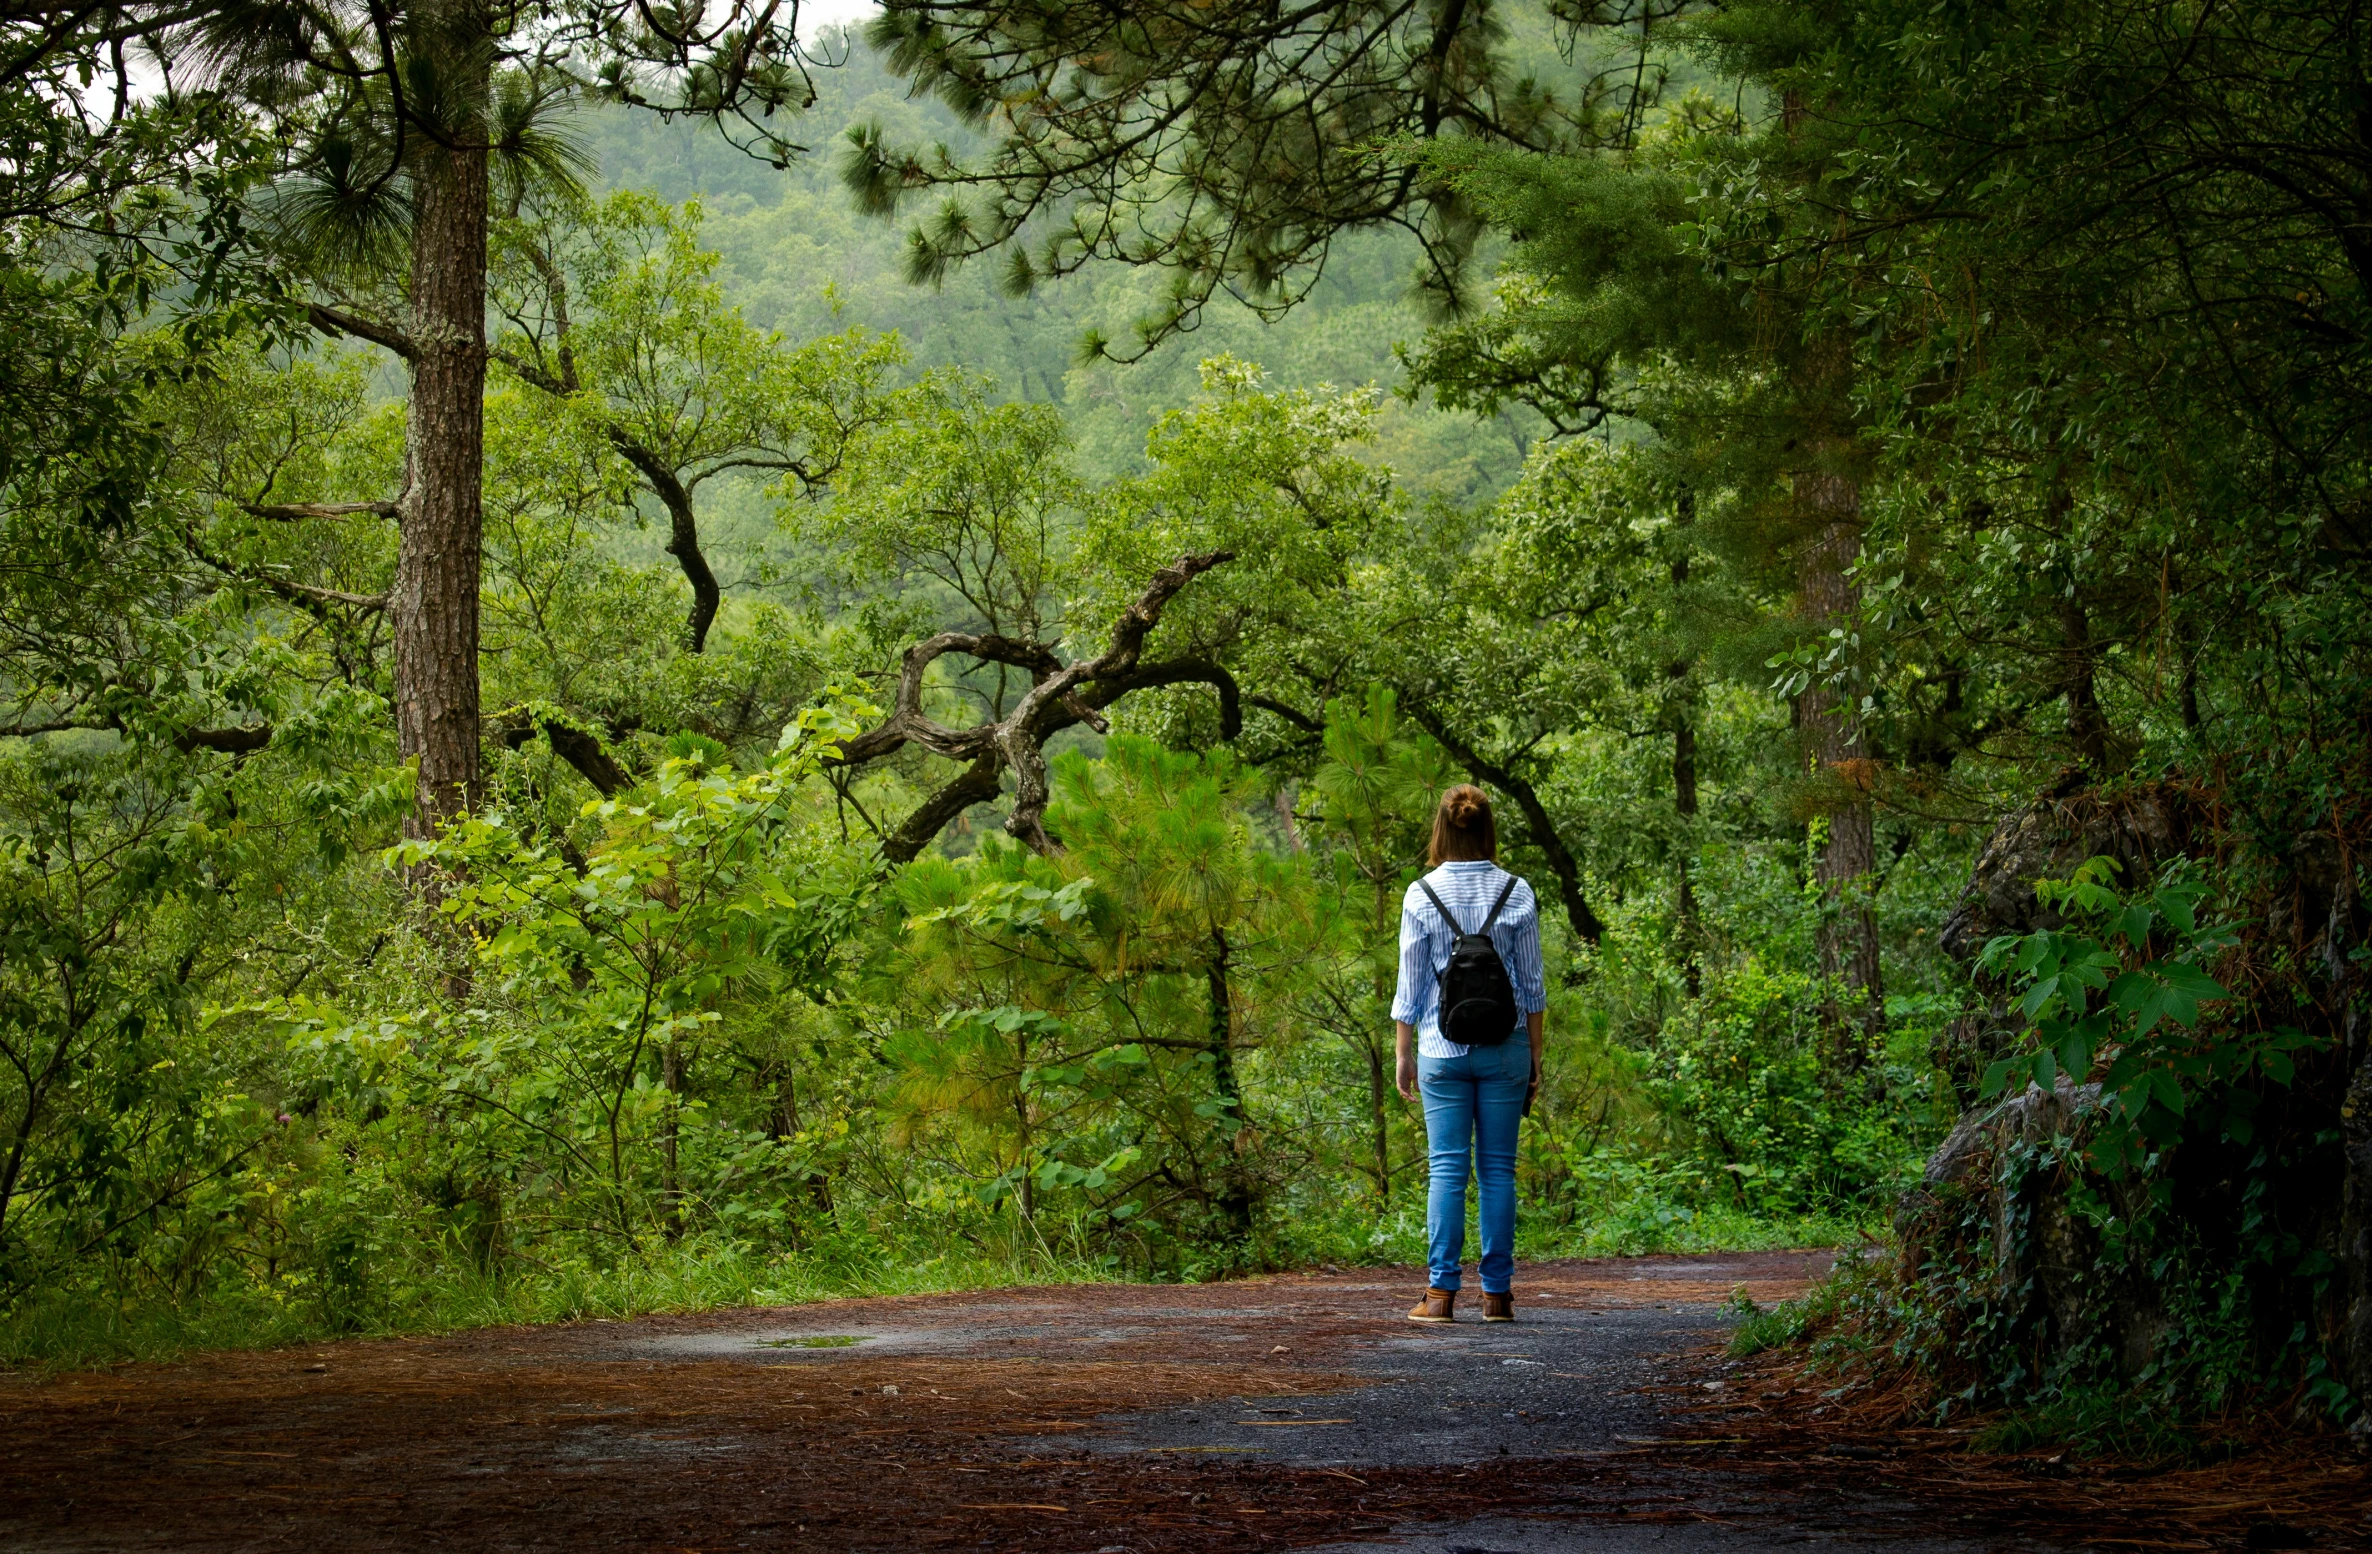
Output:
[1391,784,1547,1324]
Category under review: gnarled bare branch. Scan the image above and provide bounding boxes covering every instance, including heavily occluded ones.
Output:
[882,753,1005,865]
[830,551,1236,857]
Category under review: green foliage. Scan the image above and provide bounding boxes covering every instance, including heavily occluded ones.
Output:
[788,369,1076,642]
[274,696,880,1249]
[1728,1269,1842,1359]
[886,737,1320,1272]
[1977,859,2322,1172]
[0,1229,1115,1372]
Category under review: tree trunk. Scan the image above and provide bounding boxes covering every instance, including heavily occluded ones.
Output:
[1796,469,1883,1062]
[1670,489,1701,999]
[2343,1035,2372,1407]
[767,1062,834,1242]
[659,1039,684,1239]
[394,17,492,838]
[1205,927,1254,1249]
[2059,595,2109,772]
[0,978,83,1259]
[1367,876,1394,1209]
[1673,705,1701,1000]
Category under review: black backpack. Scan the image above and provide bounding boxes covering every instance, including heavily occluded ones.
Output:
[1417,874,1522,1047]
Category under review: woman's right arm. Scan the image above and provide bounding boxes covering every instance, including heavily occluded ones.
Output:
[1390,888,1428,1102]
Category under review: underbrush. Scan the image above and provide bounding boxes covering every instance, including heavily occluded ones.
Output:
[1969,1390,2253,1465]
[1522,1198,1872,1261]
[1724,1238,2357,1466]
[1270,1179,1873,1275]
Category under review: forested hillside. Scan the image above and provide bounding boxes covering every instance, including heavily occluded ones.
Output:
[575,41,1544,501]
[1,0,2365,1465]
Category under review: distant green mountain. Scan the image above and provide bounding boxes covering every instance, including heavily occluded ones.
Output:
[576,28,1538,501]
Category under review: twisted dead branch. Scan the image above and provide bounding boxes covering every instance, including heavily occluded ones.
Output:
[832,550,1237,861]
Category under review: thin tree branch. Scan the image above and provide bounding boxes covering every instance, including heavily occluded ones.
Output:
[306,301,416,361]
[241,500,399,521]
[1404,700,1605,943]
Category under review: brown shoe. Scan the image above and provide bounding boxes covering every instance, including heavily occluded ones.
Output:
[1483,1292,1514,1323]
[1406,1288,1456,1324]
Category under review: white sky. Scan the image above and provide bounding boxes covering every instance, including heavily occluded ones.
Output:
[799,0,882,42]
[91,4,883,106]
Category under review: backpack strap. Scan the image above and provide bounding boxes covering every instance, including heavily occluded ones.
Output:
[1478,873,1521,933]
[1415,879,1467,936]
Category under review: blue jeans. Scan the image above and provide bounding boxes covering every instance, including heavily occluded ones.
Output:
[1418,1042,1529,1294]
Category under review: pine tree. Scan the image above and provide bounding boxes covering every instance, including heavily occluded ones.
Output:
[168,0,828,834]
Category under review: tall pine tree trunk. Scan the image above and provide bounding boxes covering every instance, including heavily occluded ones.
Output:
[1796,467,1883,1063]
[1670,489,1701,999]
[395,9,492,838]
[1205,928,1254,1251]
[2059,595,2109,773]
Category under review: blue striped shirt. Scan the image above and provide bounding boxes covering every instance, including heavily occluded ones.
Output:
[1391,860,1547,1058]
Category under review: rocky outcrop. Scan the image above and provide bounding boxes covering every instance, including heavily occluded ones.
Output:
[1908,781,2368,1412]
[1899,1074,2165,1376]
[1935,786,2198,961]
[1929,786,2202,1103]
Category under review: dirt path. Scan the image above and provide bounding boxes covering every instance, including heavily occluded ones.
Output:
[0,1251,2338,1552]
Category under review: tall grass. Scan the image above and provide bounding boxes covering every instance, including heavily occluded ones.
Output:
[4,1192,1858,1372]
[0,1230,1116,1372]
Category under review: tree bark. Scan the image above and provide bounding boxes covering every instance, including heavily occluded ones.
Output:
[1673,700,1701,1000]
[1366,875,1394,1208]
[883,753,1004,864]
[394,13,492,839]
[2343,1026,2372,1406]
[1796,468,1883,1060]
[766,1061,835,1239]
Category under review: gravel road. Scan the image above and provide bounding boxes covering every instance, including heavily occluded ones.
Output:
[0,1251,2095,1552]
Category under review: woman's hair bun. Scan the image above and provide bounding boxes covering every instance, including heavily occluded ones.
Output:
[1429,783,1497,863]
